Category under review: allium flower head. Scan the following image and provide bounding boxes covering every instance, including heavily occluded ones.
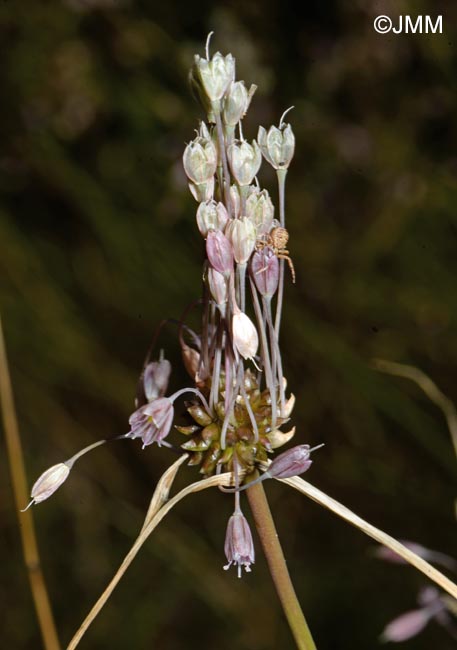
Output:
[128,397,174,448]
[224,510,255,577]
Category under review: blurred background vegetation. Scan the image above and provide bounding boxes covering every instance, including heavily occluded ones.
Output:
[1,0,456,648]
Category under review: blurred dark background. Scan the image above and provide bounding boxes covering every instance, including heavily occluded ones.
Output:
[1,0,456,648]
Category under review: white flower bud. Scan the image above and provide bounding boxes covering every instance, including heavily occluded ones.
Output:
[225,216,257,264]
[227,140,262,186]
[193,51,235,104]
[183,134,217,184]
[257,123,295,170]
[22,463,71,510]
[196,200,229,237]
[223,81,257,127]
[232,309,259,360]
[245,189,274,233]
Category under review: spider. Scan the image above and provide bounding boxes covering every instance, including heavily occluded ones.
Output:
[255,226,296,283]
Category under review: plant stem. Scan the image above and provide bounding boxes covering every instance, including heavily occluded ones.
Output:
[246,476,317,650]
[0,316,61,650]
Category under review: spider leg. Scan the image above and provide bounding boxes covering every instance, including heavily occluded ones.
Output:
[277,254,296,284]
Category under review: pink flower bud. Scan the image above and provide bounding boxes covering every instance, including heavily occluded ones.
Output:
[208,267,228,306]
[22,463,71,510]
[224,510,255,577]
[258,122,295,170]
[381,609,432,643]
[206,230,234,276]
[196,200,228,237]
[225,216,257,264]
[183,135,217,184]
[268,444,324,479]
[232,309,259,360]
[128,397,174,448]
[143,358,171,402]
[227,140,262,186]
[250,247,279,298]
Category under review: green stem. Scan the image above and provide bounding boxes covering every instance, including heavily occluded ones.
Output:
[246,476,317,650]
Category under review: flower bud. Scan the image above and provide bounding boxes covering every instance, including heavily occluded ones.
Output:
[224,510,255,577]
[206,230,234,276]
[232,309,259,360]
[208,267,228,306]
[142,358,171,403]
[192,51,235,104]
[223,81,257,127]
[246,189,274,233]
[257,123,295,170]
[381,609,433,643]
[22,463,71,510]
[183,133,217,184]
[196,200,229,237]
[225,216,257,264]
[188,178,214,202]
[267,443,323,479]
[250,247,279,298]
[128,397,174,448]
[227,140,262,186]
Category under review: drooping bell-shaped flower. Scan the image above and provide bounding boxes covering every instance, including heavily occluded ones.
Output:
[143,358,172,402]
[232,308,259,361]
[223,509,255,577]
[208,267,228,307]
[128,397,174,448]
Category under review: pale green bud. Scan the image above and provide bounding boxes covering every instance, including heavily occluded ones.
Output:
[196,200,229,237]
[183,134,217,184]
[245,189,274,233]
[227,140,262,186]
[225,216,257,264]
[257,123,295,169]
[223,81,257,127]
[193,51,235,105]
